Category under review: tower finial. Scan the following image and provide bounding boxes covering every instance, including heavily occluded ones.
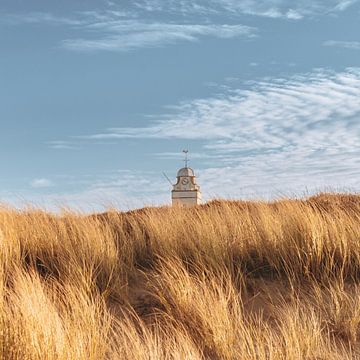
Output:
[182,149,189,168]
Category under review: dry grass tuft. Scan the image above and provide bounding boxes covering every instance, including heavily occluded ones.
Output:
[1,193,360,358]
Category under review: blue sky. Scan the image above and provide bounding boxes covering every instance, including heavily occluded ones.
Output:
[1,0,360,210]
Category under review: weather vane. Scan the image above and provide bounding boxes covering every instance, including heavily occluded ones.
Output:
[182,149,189,168]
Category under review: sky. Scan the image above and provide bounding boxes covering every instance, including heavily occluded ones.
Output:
[1,0,360,211]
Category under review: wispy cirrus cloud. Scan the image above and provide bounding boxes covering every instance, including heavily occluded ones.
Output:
[78,68,360,198]
[323,40,360,50]
[2,10,133,26]
[3,12,84,26]
[82,68,360,143]
[5,0,358,54]
[62,22,255,52]
[333,0,358,10]
[3,10,256,52]
[134,0,359,19]
[7,171,168,211]
[17,68,360,207]
[30,178,54,188]
[47,141,79,150]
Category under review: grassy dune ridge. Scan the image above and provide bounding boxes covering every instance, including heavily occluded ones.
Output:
[1,193,360,359]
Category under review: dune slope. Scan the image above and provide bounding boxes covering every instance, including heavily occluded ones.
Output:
[1,193,360,359]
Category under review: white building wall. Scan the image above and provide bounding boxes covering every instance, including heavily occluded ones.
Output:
[172,190,201,206]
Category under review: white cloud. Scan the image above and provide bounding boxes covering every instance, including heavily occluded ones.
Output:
[78,68,360,200]
[6,171,169,212]
[83,68,360,142]
[61,22,255,52]
[134,0,359,19]
[47,141,78,150]
[285,9,304,20]
[323,40,360,50]
[6,0,358,55]
[2,10,134,26]
[30,178,54,188]
[4,10,256,52]
[3,12,84,26]
[10,66,360,209]
[333,0,358,11]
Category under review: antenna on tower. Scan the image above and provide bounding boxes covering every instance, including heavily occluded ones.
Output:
[162,172,173,186]
[182,149,189,168]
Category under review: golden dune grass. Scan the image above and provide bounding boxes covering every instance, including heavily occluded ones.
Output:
[1,193,360,359]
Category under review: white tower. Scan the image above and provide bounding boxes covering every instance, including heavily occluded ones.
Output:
[172,150,201,206]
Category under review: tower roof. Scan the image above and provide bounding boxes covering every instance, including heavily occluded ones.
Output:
[177,167,195,177]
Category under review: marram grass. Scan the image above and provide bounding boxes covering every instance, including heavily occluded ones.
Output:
[1,193,360,359]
